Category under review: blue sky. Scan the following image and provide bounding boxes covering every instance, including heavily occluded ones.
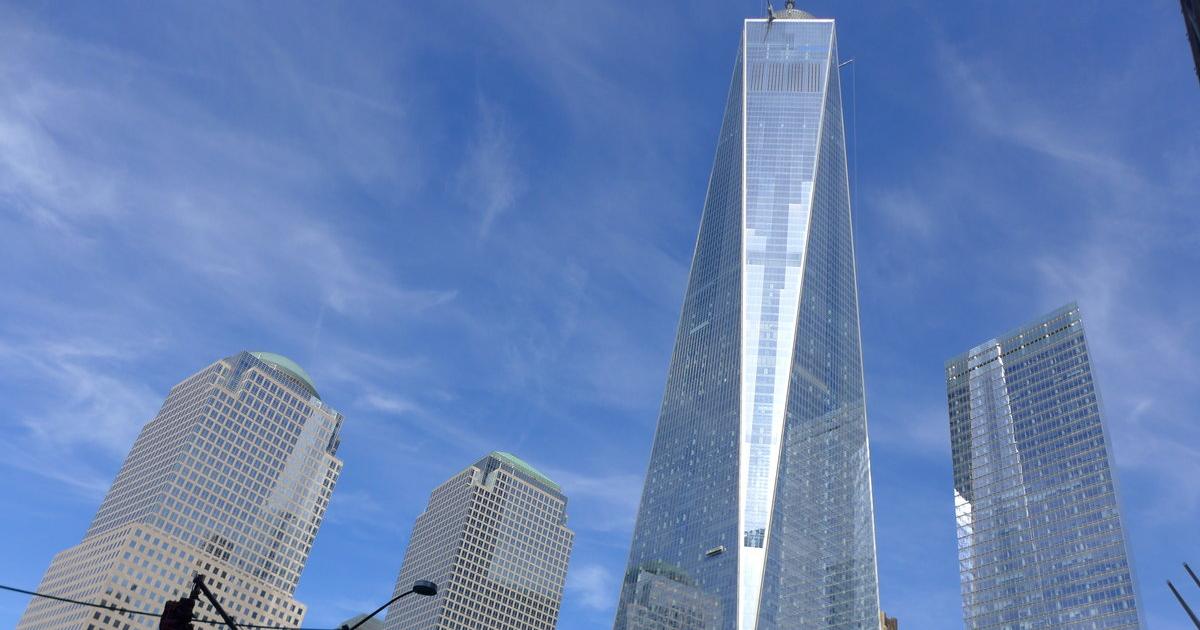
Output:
[1,1,1197,628]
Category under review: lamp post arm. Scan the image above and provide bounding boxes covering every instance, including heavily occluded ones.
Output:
[343,589,414,630]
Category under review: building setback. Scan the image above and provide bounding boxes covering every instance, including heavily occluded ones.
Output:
[946,304,1143,628]
[383,452,574,630]
[613,4,880,629]
[17,351,343,630]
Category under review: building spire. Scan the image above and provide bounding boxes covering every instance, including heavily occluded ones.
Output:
[773,1,815,19]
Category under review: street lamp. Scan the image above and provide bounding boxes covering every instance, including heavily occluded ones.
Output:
[341,580,438,630]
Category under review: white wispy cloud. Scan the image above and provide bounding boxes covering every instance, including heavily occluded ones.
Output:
[565,563,618,611]
[0,333,165,495]
[543,467,644,533]
[937,39,1145,184]
[458,98,525,239]
[358,393,424,417]
[935,41,1200,521]
[322,487,410,539]
[0,6,462,497]
[350,389,500,461]
[0,7,454,328]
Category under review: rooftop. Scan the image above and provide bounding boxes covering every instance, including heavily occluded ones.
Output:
[491,451,560,493]
[251,351,319,399]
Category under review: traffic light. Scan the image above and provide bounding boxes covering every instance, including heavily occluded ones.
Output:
[159,596,195,630]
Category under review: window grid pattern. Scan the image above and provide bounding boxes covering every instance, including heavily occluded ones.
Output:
[753,22,879,630]
[384,454,574,630]
[615,16,880,630]
[947,305,1143,629]
[18,522,309,630]
[614,41,745,630]
[18,352,341,629]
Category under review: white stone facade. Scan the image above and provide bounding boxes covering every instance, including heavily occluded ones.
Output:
[18,351,343,630]
[383,453,574,630]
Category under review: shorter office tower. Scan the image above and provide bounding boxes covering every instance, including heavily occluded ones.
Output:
[383,452,574,630]
[339,614,384,630]
[879,612,897,630]
[17,352,344,630]
[946,304,1143,628]
[616,561,720,630]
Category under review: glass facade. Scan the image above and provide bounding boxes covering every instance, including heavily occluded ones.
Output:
[17,351,343,630]
[614,11,880,630]
[383,452,574,630]
[946,304,1143,629]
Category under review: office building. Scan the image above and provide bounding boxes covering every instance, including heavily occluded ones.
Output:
[339,614,385,630]
[613,4,880,629]
[17,351,344,629]
[946,304,1143,628]
[383,452,574,630]
[1182,0,1200,83]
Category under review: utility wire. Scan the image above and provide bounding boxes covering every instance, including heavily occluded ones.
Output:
[192,614,338,630]
[0,583,162,619]
[192,614,337,629]
[0,583,337,630]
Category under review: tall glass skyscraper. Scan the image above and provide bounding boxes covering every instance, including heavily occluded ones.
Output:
[17,351,343,629]
[614,5,880,629]
[946,304,1143,628]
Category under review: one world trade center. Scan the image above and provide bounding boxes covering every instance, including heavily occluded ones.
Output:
[614,5,881,629]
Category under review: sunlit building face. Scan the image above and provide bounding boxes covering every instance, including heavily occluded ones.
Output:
[383,452,574,630]
[946,305,1143,629]
[613,7,881,629]
[17,351,343,630]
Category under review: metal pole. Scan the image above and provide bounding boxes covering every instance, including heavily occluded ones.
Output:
[343,589,414,630]
[343,581,436,630]
[192,575,241,630]
[1187,563,1200,591]
[1169,580,1200,629]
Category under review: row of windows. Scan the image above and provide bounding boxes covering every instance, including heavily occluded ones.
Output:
[949,313,1138,628]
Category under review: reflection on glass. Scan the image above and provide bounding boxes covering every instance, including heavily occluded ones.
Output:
[614,12,880,630]
[946,305,1143,629]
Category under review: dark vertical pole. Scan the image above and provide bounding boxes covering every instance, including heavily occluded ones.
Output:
[1186,563,1200,590]
[192,575,240,630]
[1169,580,1200,629]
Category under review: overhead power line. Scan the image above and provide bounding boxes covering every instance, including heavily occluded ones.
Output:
[0,582,338,630]
[0,583,162,619]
